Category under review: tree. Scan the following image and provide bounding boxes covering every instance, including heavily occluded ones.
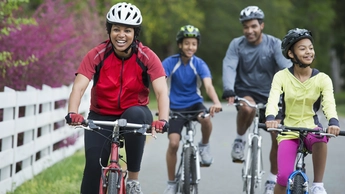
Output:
[196,0,293,95]
[132,0,204,58]
[332,0,345,90]
[0,0,105,90]
[0,0,37,79]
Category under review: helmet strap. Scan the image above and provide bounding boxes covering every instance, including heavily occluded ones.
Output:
[291,52,311,68]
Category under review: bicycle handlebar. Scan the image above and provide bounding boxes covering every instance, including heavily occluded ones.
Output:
[80,119,157,138]
[169,109,210,120]
[156,108,222,121]
[234,97,266,109]
[258,123,345,137]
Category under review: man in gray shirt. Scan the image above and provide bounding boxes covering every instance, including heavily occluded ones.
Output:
[222,6,291,194]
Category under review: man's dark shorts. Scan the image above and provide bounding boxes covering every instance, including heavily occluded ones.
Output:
[168,102,207,136]
[236,90,283,125]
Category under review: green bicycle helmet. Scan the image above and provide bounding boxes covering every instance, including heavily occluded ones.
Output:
[281,28,313,59]
[176,25,201,44]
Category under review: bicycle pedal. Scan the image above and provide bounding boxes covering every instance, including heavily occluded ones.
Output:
[232,159,245,163]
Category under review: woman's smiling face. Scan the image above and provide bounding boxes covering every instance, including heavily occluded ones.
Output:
[110,24,134,55]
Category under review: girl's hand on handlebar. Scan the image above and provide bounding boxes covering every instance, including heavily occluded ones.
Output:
[265,120,279,129]
[151,119,169,133]
[327,125,340,136]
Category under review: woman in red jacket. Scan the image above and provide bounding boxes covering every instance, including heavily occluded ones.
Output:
[65,2,169,194]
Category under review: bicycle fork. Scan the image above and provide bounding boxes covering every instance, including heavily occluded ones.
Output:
[287,152,309,193]
[242,133,264,186]
[181,144,201,183]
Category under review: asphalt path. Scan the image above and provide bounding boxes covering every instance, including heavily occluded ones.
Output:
[139,102,345,194]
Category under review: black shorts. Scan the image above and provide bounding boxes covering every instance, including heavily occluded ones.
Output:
[235,90,283,123]
[168,102,207,136]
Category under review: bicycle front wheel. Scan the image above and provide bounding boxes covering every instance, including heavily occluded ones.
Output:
[249,137,258,194]
[183,146,198,194]
[107,172,119,194]
[290,173,305,194]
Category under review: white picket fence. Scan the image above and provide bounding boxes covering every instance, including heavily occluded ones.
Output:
[0,83,92,194]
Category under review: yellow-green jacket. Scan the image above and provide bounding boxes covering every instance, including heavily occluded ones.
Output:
[265,67,339,143]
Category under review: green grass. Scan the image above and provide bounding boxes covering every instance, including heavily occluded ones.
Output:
[7,150,85,194]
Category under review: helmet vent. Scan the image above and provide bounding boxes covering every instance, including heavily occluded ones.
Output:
[106,2,143,26]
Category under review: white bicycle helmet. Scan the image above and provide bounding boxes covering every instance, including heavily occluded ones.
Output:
[239,6,264,23]
[106,2,142,27]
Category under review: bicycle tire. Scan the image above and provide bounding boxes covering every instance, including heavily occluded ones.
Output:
[291,173,304,194]
[107,171,119,194]
[183,146,198,194]
[249,137,258,194]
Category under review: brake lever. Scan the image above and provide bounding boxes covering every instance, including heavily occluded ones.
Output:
[88,120,101,130]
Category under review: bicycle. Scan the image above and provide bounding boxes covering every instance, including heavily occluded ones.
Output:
[259,123,345,194]
[233,97,266,194]
[79,118,156,194]
[169,109,211,194]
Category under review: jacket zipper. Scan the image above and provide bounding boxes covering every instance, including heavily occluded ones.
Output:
[117,58,124,108]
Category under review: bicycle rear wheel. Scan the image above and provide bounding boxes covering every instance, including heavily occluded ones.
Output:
[183,146,198,194]
[107,171,119,194]
[290,173,305,194]
[249,138,258,194]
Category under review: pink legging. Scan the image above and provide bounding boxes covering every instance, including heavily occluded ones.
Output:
[276,134,328,186]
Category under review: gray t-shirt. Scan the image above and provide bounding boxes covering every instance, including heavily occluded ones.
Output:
[222,33,291,98]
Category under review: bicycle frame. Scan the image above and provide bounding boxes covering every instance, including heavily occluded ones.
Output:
[262,124,344,194]
[81,119,154,194]
[243,107,264,192]
[235,97,265,194]
[179,120,201,183]
[171,110,207,194]
[98,121,125,194]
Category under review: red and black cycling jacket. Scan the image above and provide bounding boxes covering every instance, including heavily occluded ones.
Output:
[77,40,165,115]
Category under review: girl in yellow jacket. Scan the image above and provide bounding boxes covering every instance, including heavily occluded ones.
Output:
[265,28,340,194]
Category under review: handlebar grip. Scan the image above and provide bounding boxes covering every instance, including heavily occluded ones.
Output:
[339,130,345,136]
[258,123,267,129]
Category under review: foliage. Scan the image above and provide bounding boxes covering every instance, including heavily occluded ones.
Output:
[132,0,204,58]
[0,0,37,80]
[0,0,105,90]
[1,0,344,91]
[0,0,36,36]
[286,0,335,74]
[332,0,345,89]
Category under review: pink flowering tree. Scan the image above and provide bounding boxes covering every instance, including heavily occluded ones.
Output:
[0,0,106,90]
